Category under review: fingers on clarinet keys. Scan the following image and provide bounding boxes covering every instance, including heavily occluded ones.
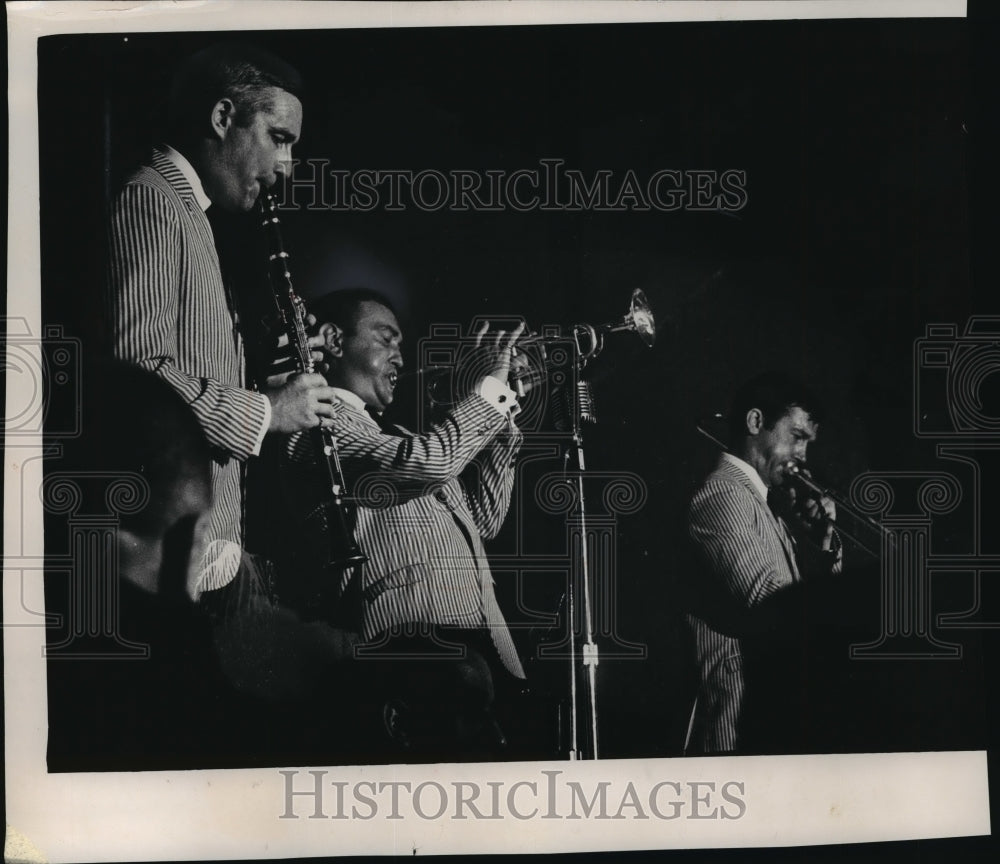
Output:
[310,349,330,375]
[268,372,337,434]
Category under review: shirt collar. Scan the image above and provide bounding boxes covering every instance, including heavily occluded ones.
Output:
[332,387,379,427]
[722,451,769,502]
[161,144,212,212]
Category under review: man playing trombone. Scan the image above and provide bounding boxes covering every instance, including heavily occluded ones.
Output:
[685,372,843,755]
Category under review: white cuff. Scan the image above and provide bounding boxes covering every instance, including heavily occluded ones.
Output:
[252,394,272,456]
[478,375,519,416]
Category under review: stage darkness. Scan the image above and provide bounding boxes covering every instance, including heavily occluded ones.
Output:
[38,18,997,762]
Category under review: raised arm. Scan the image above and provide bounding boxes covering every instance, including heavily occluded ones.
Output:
[461,424,523,540]
[284,393,510,511]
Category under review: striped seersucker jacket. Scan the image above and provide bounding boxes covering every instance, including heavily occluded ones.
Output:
[283,394,526,678]
[685,456,829,754]
[107,147,270,592]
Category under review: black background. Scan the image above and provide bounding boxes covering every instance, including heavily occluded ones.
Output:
[31,6,1000,860]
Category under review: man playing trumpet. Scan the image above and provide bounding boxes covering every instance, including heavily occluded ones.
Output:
[685,372,843,755]
[279,289,531,759]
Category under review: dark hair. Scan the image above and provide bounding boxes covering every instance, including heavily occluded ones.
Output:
[67,361,212,536]
[308,288,398,336]
[168,42,303,139]
[727,371,823,447]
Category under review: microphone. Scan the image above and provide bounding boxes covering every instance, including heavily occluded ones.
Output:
[553,381,598,433]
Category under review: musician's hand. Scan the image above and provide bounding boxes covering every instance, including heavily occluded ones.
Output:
[271,315,332,374]
[508,346,534,396]
[306,314,336,373]
[788,481,836,546]
[264,371,340,434]
[473,320,526,383]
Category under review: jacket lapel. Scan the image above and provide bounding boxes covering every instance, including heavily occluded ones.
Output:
[716,458,801,582]
[150,147,219,260]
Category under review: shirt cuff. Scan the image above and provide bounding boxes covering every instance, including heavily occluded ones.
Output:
[252,393,272,456]
[478,375,519,416]
[822,529,844,570]
[829,529,843,559]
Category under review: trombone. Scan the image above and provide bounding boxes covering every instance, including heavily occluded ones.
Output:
[695,415,889,559]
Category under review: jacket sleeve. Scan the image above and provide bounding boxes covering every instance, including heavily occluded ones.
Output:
[461,425,523,540]
[688,479,791,609]
[284,394,510,511]
[107,181,269,461]
[795,525,844,578]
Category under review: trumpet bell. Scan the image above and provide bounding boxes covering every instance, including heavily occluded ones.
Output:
[608,288,656,347]
[627,288,656,347]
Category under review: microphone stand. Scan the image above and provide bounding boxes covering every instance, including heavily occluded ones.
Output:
[519,288,656,760]
[561,376,600,761]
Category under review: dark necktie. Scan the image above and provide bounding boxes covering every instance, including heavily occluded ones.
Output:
[767,487,796,540]
[766,488,800,577]
[203,204,241,340]
[365,405,399,435]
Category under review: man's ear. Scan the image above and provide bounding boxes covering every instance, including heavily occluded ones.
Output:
[209,97,237,140]
[382,699,413,750]
[745,407,764,436]
[324,323,346,359]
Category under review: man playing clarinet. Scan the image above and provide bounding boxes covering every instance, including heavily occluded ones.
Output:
[107,42,339,608]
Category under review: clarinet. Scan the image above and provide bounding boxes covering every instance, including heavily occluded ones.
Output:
[258,191,368,573]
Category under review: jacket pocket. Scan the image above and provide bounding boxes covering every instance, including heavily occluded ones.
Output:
[363,563,429,602]
[721,654,743,676]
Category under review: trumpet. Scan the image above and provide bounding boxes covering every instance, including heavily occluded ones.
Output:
[398,288,657,393]
[515,287,657,366]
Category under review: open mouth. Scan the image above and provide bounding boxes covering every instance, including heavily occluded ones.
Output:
[387,371,398,389]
